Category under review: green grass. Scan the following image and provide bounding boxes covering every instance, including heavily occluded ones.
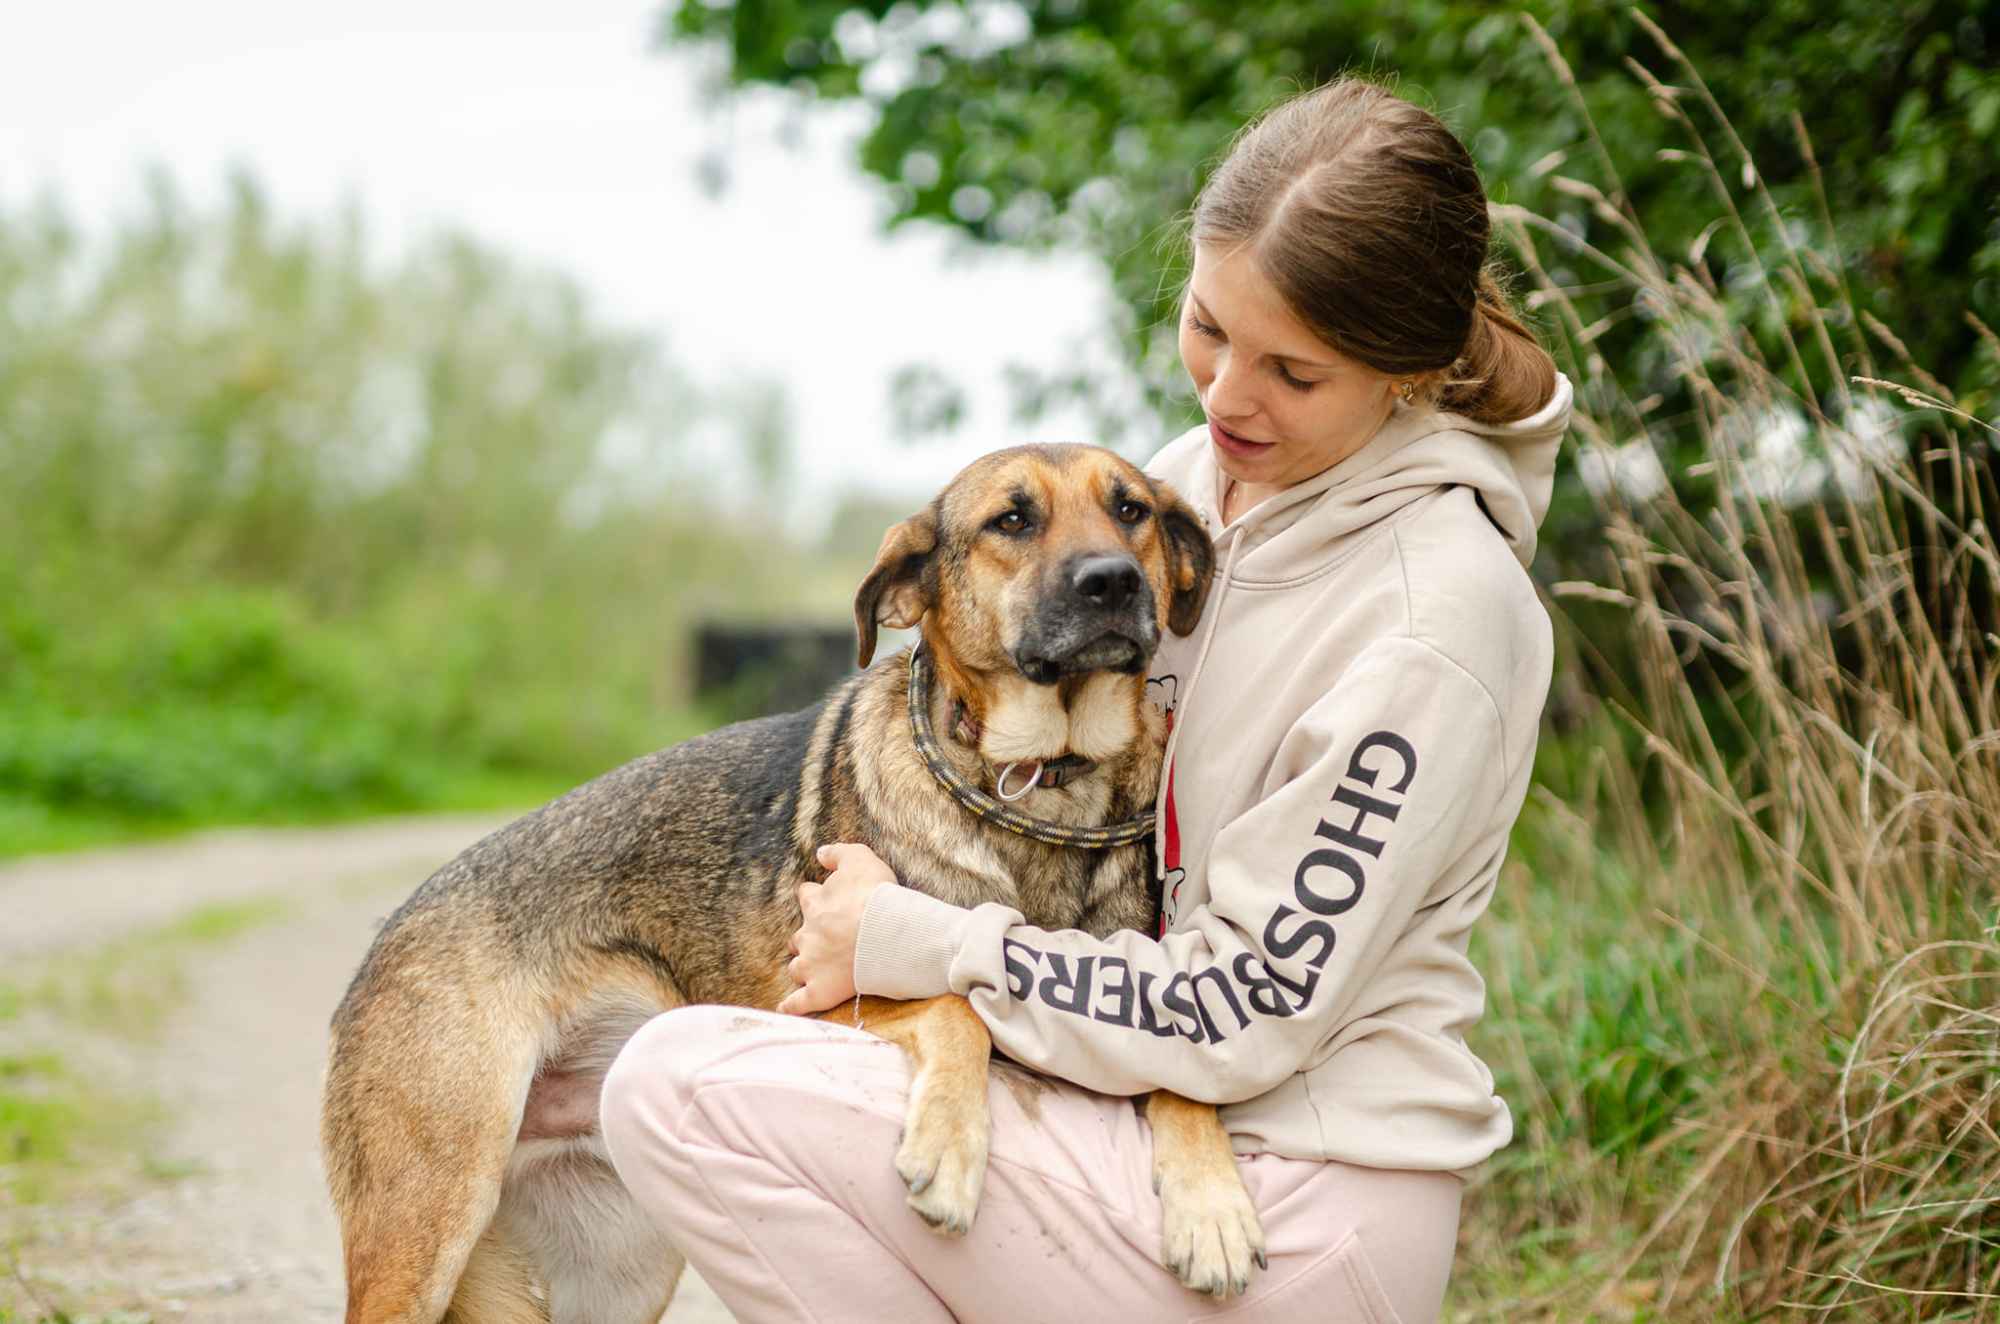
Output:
[0,577,730,862]
[0,1058,95,1206]
[0,1049,161,1211]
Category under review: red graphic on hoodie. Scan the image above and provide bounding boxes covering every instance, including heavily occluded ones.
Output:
[1160,760,1185,937]
[1147,673,1186,936]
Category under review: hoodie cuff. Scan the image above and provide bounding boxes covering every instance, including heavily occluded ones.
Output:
[852,885,970,1000]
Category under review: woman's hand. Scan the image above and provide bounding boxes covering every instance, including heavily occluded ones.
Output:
[776,842,899,1015]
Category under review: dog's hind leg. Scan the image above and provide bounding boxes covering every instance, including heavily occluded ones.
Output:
[324,966,546,1324]
[823,994,994,1236]
[328,1083,535,1324]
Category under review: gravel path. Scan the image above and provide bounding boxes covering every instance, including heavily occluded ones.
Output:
[0,815,736,1323]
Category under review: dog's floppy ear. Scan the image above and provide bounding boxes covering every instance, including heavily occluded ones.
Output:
[1151,480,1215,636]
[853,508,939,667]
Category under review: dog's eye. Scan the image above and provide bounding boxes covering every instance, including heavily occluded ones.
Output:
[992,510,1030,535]
[1115,500,1149,525]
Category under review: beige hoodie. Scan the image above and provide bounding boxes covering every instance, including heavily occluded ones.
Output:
[854,374,1574,1176]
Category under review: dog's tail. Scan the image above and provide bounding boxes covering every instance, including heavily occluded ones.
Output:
[322,923,546,1324]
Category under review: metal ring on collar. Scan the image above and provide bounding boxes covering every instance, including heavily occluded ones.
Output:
[995,761,1043,802]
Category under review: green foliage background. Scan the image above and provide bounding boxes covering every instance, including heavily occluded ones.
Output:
[0,176,839,854]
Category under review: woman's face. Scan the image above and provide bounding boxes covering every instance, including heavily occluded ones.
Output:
[1177,240,1400,496]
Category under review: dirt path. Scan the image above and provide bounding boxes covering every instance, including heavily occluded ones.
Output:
[0,815,735,1323]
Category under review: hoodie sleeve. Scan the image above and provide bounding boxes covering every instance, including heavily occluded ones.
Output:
[852,635,1510,1104]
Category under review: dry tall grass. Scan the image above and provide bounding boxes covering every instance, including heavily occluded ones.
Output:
[1460,12,1999,1320]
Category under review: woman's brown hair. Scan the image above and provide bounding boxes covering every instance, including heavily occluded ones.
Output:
[1187,77,1557,426]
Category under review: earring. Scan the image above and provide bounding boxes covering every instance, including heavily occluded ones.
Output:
[1398,380,1416,404]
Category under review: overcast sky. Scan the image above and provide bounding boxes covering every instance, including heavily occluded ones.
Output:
[0,0,1153,525]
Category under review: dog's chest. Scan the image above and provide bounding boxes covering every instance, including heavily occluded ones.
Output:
[899,831,1150,938]
[1001,846,1102,931]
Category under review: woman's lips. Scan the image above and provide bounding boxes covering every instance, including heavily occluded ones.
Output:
[1208,419,1275,460]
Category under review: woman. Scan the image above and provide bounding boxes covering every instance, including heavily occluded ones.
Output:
[600,76,1572,1323]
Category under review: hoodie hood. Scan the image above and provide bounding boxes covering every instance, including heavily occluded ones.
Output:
[1165,371,1574,577]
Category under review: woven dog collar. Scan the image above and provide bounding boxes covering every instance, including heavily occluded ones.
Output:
[906,647,1157,850]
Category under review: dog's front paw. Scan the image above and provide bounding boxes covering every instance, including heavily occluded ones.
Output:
[1157,1161,1267,1298]
[895,1068,989,1236]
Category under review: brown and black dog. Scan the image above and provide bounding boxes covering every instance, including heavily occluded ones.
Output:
[321,444,1266,1324]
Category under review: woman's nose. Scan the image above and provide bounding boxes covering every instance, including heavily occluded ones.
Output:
[1204,350,1257,421]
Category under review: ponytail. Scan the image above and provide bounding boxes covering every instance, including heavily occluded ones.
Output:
[1432,268,1559,426]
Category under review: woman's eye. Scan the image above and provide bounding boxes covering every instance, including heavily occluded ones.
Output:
[1187,314,1222,340]
[1116,501,1149,525]
[993,510,1029,534]
[1277,365,1317,393]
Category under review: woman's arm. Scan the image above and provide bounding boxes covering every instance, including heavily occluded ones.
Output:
[790,635,1511,1104]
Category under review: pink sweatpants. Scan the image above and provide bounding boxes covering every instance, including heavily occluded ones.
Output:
[599,1006,1462,1324]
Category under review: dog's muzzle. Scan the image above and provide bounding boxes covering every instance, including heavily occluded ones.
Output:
[1011,553,1159,685]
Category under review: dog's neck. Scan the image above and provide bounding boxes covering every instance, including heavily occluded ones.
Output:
[902,645,1159,849]
[943,697,1097,791]
[919,637,1151,798]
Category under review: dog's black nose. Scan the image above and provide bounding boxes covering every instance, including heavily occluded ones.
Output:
[1071,555,1142,611]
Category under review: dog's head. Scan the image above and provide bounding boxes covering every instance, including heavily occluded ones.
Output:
[854,444,1214,762]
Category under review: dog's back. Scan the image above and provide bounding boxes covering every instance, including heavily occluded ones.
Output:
[333,697,824,1027]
